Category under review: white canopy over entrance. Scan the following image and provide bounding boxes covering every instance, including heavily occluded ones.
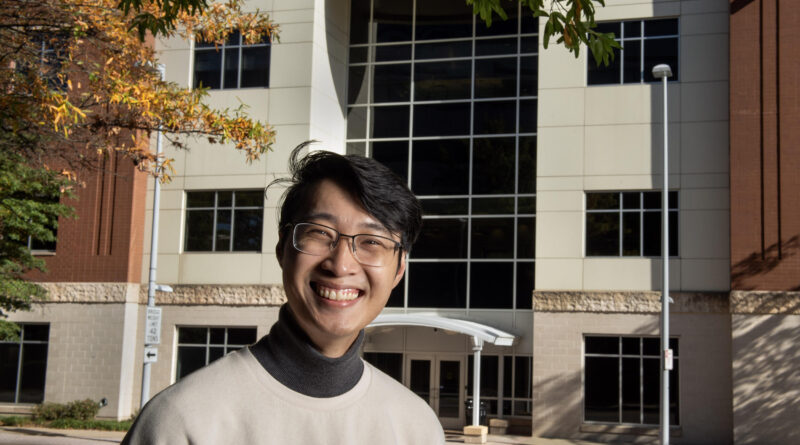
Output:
[368,313,517,426]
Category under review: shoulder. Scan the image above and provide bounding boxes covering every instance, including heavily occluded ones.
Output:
[122,349,255,445]
[363,362,444,440]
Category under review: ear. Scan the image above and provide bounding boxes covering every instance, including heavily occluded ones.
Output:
[392,252,407,288]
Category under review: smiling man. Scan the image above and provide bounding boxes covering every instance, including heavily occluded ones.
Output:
[122,143,444,444]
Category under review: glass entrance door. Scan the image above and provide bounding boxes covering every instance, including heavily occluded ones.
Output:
[406,355,465,428]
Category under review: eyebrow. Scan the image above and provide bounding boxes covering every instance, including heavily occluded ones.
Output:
[304,212,392,236]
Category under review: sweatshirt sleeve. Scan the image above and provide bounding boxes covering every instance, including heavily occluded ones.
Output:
[121,391,190,445]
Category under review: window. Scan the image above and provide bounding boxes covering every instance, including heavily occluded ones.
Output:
[193,31,270,89]
[586,191,678,257]
[467,355,532,418]
[584,336,679,425]
[175,327,257,380]
[347,0,538,310]
[588,18,678,85]
[28,232,57,253]
[364,352,403,383]
[0,324,49,403]
[185,190,264,252]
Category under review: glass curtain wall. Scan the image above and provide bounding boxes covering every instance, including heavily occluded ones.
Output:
[347,0,538,310]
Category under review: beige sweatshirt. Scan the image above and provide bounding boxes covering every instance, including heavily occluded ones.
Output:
[123,348,445,445]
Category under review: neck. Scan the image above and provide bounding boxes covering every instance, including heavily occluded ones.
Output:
[249,305,365,398]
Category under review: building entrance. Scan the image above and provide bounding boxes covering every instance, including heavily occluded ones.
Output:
[405,354,466,429]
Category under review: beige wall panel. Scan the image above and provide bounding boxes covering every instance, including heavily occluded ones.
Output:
[179,253,263,284]
[275,22,314,45]
[538,89,585,127]
[681,12,729,36]
[583,124,679,177]
[537,41,584,89]
[405,327,470,353]
[537,176,584,192]
[270,43,313,88]
[732,314,800,444]
[680,172,728,189]
[513,310,534,354]
[680,34,729,83]
[537,211,584,258]
[536,127,584,177]
[273,0,313,11]
[182,143,268,177]
[268,124,313,174]
[679,187,729,211]
[272,8,314,23]
[680,209,730,258]
[148,253,180,284]
[585,84,680,126]
[680,121,729,174]
[583,258,681,291]
[155,34,191,52]
[182,174,268,191]
[464,310,516,335]
[204,89,270,117]
[534,259,584,290]
[156,189,185,211]
[268,87,312,125]
[680,0,730,14]
[680,259,729,291]
[537,190,583,212]
[157,50,191,87]
[680,81,728,122]
[364,326,406,352]
[532,311,732,443]
[260,254,283,284]
[582,174,669,191]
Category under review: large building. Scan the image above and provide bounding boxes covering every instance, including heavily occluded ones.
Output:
[4,0,799,443]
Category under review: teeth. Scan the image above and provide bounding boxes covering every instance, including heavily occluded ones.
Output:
[317,285,360,301]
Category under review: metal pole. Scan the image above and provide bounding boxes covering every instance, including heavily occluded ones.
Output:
[140,64,165,408]
[660,70,670,445]
[471,337,483,426]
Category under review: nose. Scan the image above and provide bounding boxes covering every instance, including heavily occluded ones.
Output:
[321,237,360,275]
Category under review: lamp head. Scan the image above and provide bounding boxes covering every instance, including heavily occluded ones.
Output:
[652,64,673,79]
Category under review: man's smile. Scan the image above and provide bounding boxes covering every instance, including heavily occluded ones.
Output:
[312,282,364,302]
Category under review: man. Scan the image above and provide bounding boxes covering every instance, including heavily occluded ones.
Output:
[123,143,444,444]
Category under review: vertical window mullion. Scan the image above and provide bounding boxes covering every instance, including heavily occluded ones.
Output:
[229,192,236,251]
[211,193,218,251]
[618,193,623,256]
[14,326,24,403]
[238,38,243,88]
[639,192,645,257]
[639,338,644,424]
[639,21,645,83]
[618,338,623,423]
[205,328,211,366]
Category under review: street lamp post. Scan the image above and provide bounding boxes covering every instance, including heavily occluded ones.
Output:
[139,64,171,408]
[652,63,673,445]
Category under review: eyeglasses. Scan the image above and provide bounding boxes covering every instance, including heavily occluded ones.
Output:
[290,222,402,267]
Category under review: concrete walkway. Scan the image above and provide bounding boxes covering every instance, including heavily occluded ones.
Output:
[1,426,608,445]
[444,430,607,445]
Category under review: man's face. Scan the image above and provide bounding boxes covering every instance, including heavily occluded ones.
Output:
[276,179,406,356]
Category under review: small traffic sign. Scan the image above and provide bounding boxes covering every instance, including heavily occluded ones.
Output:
[145,307,162,345]
[664,348,674,370]
[144,346,158,363]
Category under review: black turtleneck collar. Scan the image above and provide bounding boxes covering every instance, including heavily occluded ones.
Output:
[249,305,365,398]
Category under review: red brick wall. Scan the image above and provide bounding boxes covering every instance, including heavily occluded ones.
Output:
[29,152,147,283]
[730,0,800,291]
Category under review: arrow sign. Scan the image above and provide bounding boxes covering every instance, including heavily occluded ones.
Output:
[144,346,158,363]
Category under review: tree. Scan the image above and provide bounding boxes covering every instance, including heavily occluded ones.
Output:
[0,0,278,336]
[470,0,619,66]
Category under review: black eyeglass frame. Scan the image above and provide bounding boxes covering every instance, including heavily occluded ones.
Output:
[287,222,402,266]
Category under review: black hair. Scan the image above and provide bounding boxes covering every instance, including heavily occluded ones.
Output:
[269,141,422,251]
